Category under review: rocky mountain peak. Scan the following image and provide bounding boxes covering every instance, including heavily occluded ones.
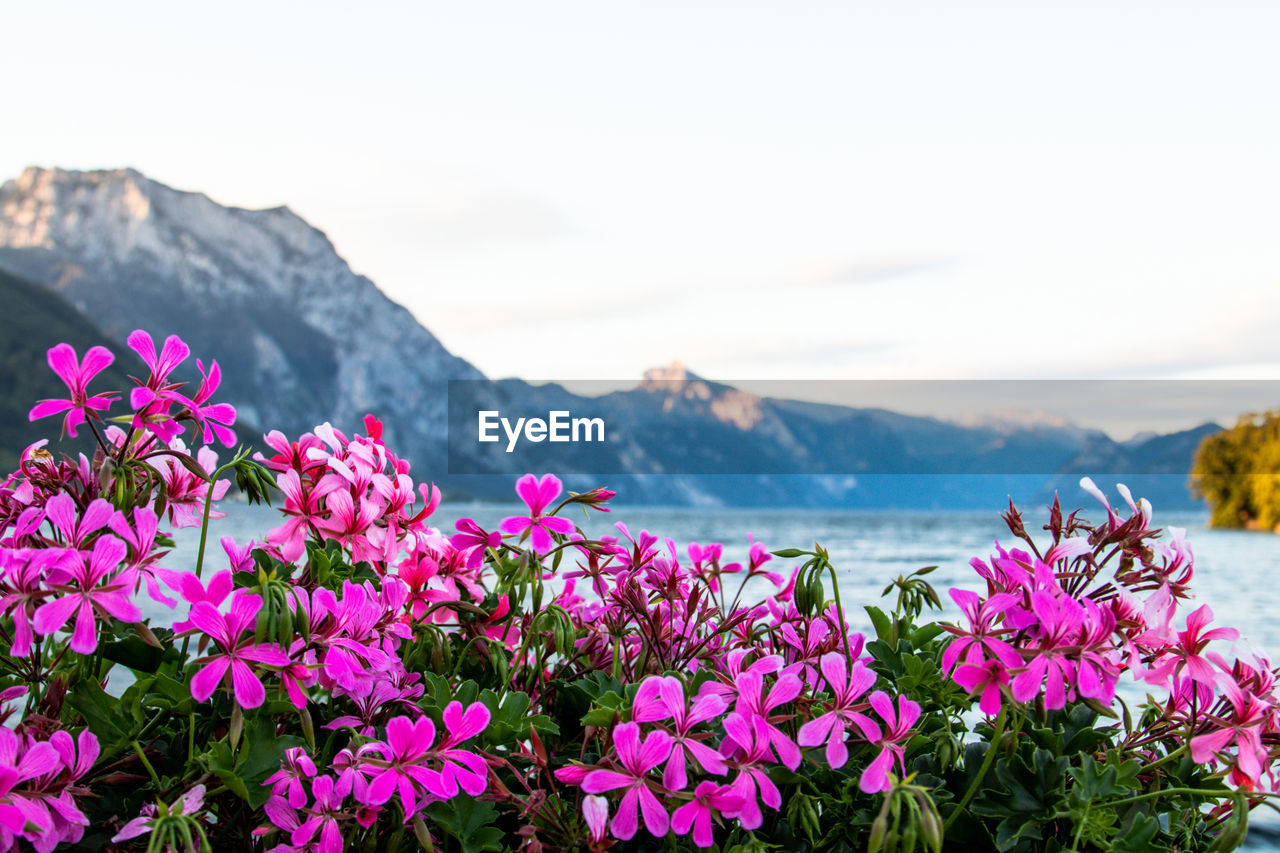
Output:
[0,166,483,459]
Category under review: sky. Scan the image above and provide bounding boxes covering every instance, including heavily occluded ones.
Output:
[4,2,1280,432]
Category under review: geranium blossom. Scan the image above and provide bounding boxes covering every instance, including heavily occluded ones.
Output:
[581,722,673,840]
[27,343,118,438]
[500,473,575,553]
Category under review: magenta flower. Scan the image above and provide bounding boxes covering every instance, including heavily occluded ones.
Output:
[291,775,345,853]
[952,660,1011,715]
[1010,591,1084,709]
[28,343,118,438]
[632,675,728,789]
[941,589,1023,673]
[365,715,452,819]
[451,519,501,569]
[368,716,432,798]
[126,330,192,444]
[436,701,491,796]
[582,722,673,840]
[43,493,114,550]
[671,781,745,848]
[859,691,921,794]
[797,654,879,768]
[186,357,237,447]
[0,549,75,656]
[500,473,575,553]
[1190,680,1270,784]
[126,329,190,409]
[719,712,782,831]
[264,747,319,808]
[1144,604,1238,690]
[187,593,291,708]
[33,536,141,654]
[0,728,61,837]
[730,669,803,770]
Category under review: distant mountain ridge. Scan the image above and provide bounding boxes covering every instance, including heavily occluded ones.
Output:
[0,166,1217,508]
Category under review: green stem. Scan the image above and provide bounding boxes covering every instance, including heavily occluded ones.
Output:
[944,703,1008,833]
[1141,744,1188,776]
[132,740,162,789]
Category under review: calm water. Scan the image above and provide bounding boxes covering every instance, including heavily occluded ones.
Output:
[164,498,1280,847]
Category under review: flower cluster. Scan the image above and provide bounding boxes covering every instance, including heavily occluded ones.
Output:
[3,330,1277,852]
[943,478,1280,793]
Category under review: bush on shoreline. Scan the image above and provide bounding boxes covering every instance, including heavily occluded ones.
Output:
[1,332,1276,852]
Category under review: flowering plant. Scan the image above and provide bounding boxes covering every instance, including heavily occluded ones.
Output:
[1,331,1276,852]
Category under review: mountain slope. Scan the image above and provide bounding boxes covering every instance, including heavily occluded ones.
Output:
[0,167,482,470]
[0,267,141,470]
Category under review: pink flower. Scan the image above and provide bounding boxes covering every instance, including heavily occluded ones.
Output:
[941,589,1023,673]
[186,358,237,447]
[28,343,118,438]
[632,675,728,790]
[436,701,491,796]
[582,722,673,840]
[264,747,319,808]
[187,593,291,708]
[859,691,921,794]
[451,519,500,569]
[719,713,782,830]
[365,716,446,819]
[33,536,141,654]
[291,776,345,853]
[671,782,745,848]
[952,660,1011,715]
[1190,681,1270,785]
[1144,604,1238,690]
[582,795,609,843]
[797,654,879,768]
[729,669,803,770]
[1009,591,1084,709]
[126,330,192,443]
[500,473,575,553]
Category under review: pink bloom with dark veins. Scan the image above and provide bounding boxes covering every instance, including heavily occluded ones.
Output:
[187,593,291,709]
[718,712,782,831]
[729,669,803,770]
[1144,604,1238,690]
[365,716,447,819]
[581,722,673,840]
[185,357,237,447]
[500,473,575,553]
[952,660,1012,716]
[941,589,1022,673]
[859,691,921,794]
[28,343,118,438]
[797,653,879,768]
[671,781,746,848]
[33,536,140,654]
[632,675,728,790]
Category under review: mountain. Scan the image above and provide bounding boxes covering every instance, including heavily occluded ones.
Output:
[0,167,1218,509]
[0,167,482,471]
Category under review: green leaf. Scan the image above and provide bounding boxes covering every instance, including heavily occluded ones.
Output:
[66,678,131,750]
[910,623,945,646]
[100,635,166,673]
[428,798,504,853]
[865,606,894,645]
